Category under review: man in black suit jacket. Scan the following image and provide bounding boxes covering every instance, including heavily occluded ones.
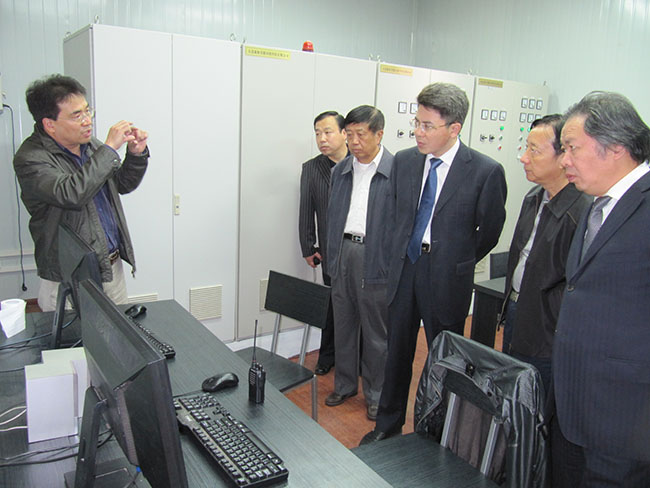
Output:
[502,114,590,393]
[553,92,650,486]
[361,83,507,443]
[298,111,348,375]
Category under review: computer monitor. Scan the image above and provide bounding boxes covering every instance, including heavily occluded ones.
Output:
[66,279,188,488]
[51,223,102,349]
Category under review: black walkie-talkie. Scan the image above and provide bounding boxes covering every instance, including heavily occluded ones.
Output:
[249,319,266,404]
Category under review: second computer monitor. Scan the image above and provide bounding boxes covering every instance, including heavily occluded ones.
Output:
[50,223,102,349]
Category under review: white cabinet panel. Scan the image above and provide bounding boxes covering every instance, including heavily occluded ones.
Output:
[375,63,431,154]
[172,34,240,341]
[238,46,317,339]
[311,53,376,154]
[469,78,550,255]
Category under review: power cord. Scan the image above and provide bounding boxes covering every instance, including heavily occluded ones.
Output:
[0,313,78,352]
[0,405,26,429]
[0,429,113,467]
[3,103,28,292]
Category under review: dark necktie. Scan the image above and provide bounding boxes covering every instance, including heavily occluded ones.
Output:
[581,196,611,259]
[407,158,443,263]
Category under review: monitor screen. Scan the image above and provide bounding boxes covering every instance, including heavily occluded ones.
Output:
[71,279,188,488]
[51,223,102,349]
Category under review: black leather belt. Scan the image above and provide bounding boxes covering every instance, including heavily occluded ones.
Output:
[108,250,120,264]
[421,243,431,253]
[343,233,364,244]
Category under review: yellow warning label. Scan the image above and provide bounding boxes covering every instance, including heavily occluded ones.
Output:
[245,46,291,60]
[380,64,413,76]
[478,78,504,88]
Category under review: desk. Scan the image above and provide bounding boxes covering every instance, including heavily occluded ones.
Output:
[353,433,499,488]
[470,277,506,348]
[0,301,390,487]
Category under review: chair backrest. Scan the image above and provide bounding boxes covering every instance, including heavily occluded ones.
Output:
[264,270,330,330]
[489,251,508,279]
[414,331,547,488]
[440,369,502,477]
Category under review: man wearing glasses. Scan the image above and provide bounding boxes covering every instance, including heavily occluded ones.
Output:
[14,74,149,311]
[361,82,507,444]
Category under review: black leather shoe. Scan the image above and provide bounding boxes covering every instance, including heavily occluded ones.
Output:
[325,391,357,406]
[366,404,378,421]
[314,364,333,375]
[359,428,402,446]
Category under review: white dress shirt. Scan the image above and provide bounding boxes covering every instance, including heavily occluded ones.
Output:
[417,138,460,245]
[600,161,649,223]
[344,145,384,236]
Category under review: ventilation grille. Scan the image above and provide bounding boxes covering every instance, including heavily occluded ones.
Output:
[128,293,158,304]
[259,279,268,311]
[190,285,222,320]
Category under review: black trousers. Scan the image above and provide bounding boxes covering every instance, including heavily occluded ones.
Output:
[317,272,335,368]
[375,253,464,433]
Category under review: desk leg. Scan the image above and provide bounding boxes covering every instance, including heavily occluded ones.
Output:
[470,292,503,348]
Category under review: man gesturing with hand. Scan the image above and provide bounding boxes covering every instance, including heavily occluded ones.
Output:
[14,74,149,310]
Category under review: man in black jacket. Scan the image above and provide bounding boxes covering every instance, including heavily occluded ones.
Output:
[502,114,589,394]
[298,111,347,374]
[13,74,148,311]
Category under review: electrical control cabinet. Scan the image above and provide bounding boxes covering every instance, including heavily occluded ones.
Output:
[238,46,376,339]
[469,77,550,258]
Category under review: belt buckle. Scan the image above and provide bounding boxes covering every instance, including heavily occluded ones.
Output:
[109,250,120,264]
[421,243,431,253]
[510,290,519,303]
[351,235,364,243]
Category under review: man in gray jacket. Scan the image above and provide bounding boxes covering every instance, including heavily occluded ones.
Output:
[13,74,149,311]
[325,105,394,421]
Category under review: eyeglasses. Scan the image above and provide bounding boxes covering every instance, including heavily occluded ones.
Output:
[410,118,449,132]
[66,107,95,123]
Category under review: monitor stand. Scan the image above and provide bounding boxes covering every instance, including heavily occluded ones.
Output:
[51,282,73,350]
[63,388,142,487]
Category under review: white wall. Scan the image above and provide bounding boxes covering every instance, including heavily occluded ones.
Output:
[413,0,650,117]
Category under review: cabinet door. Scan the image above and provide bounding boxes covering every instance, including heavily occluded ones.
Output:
[66,24,174,301]
[311,53,376,155]
[238,46,317,339]
[172,35,240,341]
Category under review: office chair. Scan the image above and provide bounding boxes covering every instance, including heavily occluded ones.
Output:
[236,270,331,421]
[414,331,547,487]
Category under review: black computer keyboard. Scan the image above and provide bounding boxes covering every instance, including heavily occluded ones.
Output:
[174,393,288,487]
[130,318,176,359]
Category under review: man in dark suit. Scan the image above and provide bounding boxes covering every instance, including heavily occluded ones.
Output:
[299,111,348,375]
[553,91,650,486]
[361,83,507,443]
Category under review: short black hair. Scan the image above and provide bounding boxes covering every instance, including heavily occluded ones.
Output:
[344,105,384,133]
[26,74,87,129]
[417,83,469,126]
[531,114,563,155]
[314,111,345,131]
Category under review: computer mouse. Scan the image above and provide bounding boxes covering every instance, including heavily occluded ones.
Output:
[125,303,147,319]
[202,372,239,392]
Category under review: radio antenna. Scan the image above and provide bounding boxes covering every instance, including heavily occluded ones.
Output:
[252,319,258,363]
